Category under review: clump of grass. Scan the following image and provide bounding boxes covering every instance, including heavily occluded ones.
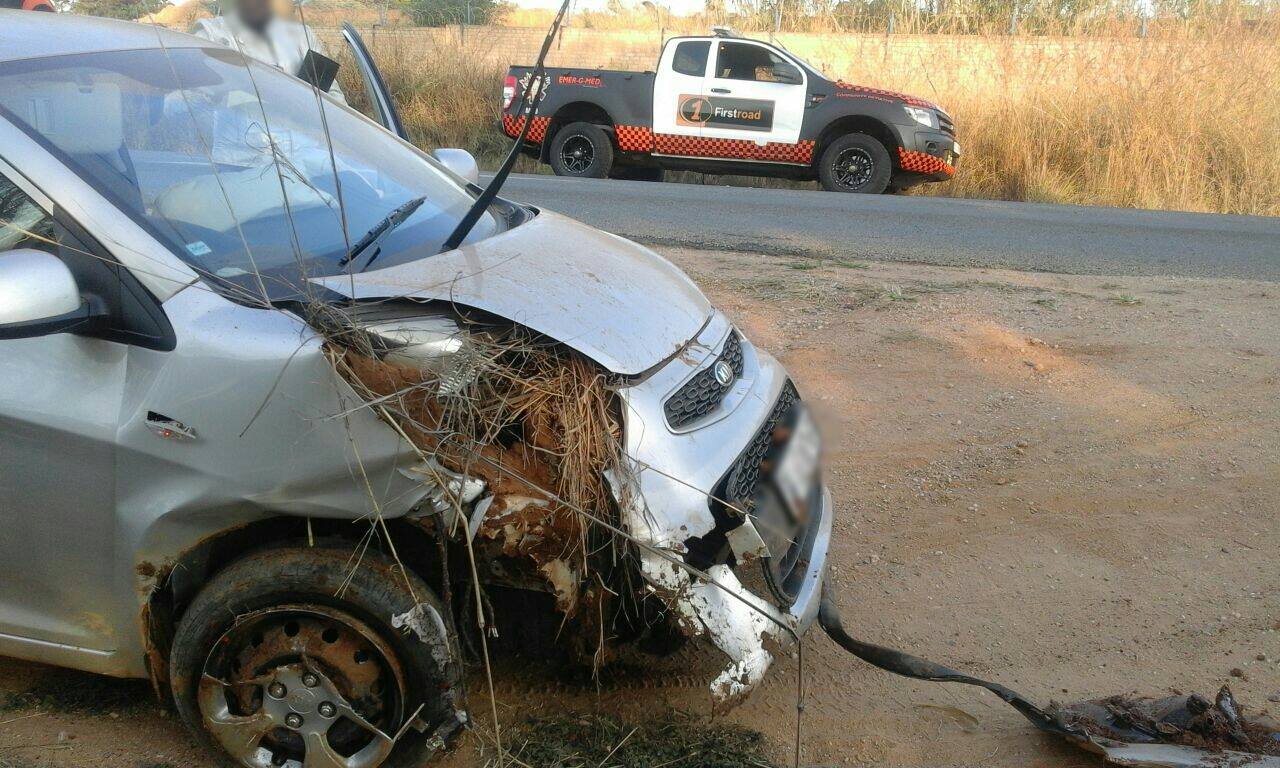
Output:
[1111,294,1143,306]
[1031,297,1058,309]
[488,712,779,768]
[883,284,917,302]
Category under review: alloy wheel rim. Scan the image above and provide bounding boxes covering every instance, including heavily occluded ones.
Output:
[197,605,407,768]
[560,134,595,174]
[833,147,874,190]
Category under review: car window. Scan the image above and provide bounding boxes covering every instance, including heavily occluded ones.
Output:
[0,173,55,254]
[714,42,801,84]
[672,41,710,77]
[0,47,498,303]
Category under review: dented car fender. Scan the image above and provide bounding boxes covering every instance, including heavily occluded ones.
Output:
[120,286,433,677]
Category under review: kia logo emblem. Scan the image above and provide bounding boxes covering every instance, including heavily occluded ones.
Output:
[714,361,734,386]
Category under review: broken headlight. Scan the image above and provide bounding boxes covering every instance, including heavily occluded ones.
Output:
[364,315,481,396]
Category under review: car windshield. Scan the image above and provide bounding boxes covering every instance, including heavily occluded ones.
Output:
[0,46,498,301]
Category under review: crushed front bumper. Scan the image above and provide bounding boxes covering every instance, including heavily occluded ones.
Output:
[611,311,833,707]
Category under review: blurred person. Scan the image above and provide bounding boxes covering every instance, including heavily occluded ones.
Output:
[191,0,345,102]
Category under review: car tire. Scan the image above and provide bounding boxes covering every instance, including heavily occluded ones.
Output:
[818,133,892,194]
[549,121,613,179]
[170,546,461,768]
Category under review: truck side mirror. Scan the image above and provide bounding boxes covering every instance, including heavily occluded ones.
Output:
[0,249,99,340]
[432,148,481,186]
[775,63,802,85]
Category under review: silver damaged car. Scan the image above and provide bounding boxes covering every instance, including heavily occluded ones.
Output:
[0,12,832,768]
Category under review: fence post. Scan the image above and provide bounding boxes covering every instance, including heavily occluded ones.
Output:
[1009,9,1017,34]
[887,11,894,35]
[1139,15,1147,37]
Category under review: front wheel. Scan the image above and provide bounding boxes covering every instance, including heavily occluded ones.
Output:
[818,133,892,194]
[170,547,462,768]
[548,121,614,179]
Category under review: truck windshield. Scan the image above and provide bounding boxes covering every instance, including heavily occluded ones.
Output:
[0,46,497,301]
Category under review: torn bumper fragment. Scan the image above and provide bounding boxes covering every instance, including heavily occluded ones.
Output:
[612,312,833,707]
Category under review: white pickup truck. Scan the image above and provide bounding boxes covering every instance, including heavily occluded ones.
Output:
[502,29,959,193]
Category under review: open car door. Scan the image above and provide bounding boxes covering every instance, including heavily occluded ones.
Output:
[340,23,408,141]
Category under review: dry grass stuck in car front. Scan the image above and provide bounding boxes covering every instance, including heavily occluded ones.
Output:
[0,249,1277,768]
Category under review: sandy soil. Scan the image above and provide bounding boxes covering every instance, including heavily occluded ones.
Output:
[2,249,1277,768]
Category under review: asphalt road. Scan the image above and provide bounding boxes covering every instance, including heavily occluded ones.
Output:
[486,173,1280,281]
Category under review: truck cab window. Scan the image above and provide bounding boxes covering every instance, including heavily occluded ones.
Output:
[672,40,710,77]
[715,42,801,84]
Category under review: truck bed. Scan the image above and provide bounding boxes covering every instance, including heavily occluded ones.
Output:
[505,66,656,139]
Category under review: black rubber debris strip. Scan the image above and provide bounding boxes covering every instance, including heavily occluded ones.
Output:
[819,585,1280,767]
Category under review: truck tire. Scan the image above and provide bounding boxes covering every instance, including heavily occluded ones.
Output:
[549,121,613,179]
[819,133,892,194]
[170,546,462,768]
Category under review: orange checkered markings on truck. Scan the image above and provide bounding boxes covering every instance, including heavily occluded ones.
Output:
[897,147,954,176]
[614,125,655,152]
[502,114,552,143]
[653,134,814,164]
[835,82,937,109]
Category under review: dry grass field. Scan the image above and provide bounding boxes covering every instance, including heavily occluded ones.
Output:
[336,17,1280,216]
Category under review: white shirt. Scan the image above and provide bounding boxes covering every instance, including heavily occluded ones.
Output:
[190,14,346,102]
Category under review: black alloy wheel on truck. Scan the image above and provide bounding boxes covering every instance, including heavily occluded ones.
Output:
[818,133,892,194]
[549,121,614,179]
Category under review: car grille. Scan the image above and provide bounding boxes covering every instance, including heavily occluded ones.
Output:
[664,331,744,429]
[712,380,820,606]
[938,111,956,136]
[723,380,798,506]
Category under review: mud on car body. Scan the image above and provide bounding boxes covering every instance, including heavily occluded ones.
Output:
[0,12,831,768]
[502,28,958,193]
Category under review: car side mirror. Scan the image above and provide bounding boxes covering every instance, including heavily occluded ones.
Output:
[0,249,99,340]
[432,148,481,186]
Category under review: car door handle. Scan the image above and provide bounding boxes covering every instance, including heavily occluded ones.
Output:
[710,87,731,94]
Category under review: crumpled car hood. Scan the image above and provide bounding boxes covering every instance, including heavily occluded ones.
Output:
[313,210,712,376]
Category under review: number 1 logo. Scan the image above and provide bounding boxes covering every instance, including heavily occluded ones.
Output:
[678,95,712,126]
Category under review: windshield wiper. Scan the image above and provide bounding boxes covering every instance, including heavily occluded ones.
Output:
[338,195,428,272]
[441,0,571,252]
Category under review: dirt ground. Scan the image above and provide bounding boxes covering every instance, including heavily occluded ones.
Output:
[1,249,1277,768]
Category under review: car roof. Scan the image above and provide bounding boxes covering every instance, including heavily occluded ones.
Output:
[0,10,208,64]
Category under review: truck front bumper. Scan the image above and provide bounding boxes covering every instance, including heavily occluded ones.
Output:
[898,128,960,181]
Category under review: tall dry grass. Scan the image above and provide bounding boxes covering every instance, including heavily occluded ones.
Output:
[336,32,524,164]
[819,24,1280,214]
[335,22,1280,216]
